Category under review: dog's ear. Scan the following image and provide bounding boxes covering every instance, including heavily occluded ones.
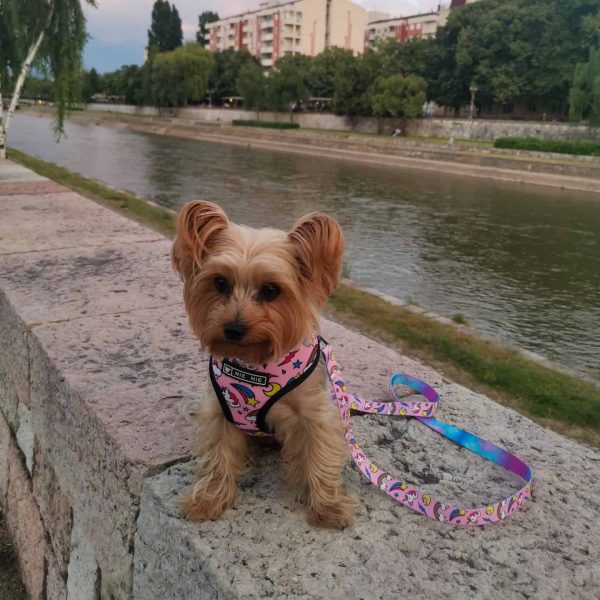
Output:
[172,201,229,279]
[288,213,345,304]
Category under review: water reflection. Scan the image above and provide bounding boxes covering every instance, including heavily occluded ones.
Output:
[11,113,600,377]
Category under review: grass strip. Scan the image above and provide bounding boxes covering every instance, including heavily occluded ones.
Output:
[8,147,600,445]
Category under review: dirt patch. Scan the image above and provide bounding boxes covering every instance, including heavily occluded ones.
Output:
[0,512,27,600]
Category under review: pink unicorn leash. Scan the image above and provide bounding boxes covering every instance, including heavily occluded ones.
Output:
[320,339,533,526]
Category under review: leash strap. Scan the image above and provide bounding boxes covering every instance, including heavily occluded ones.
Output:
[321,342,533,526]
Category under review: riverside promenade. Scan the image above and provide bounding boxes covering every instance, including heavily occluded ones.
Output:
[0,158,599,599]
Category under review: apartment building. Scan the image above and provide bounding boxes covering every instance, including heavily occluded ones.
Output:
[364,12,440,50]
[205,0,367,68]
[365,0,484,49]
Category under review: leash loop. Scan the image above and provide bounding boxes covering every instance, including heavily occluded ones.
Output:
[321,341,533,526]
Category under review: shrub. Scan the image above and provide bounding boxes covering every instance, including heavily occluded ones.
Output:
[232,120,300,129]
[494,137,600,156]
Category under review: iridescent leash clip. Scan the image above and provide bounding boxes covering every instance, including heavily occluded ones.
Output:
[320,339,533,526]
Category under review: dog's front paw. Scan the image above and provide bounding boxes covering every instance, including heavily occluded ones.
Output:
[178,493,233,521]
[307,493,356,529]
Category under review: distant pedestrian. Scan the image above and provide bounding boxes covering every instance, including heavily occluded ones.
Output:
[447,135,455,150]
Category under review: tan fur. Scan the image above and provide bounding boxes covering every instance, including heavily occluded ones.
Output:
[174,201,354,528]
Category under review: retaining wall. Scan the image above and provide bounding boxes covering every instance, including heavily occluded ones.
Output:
[1,159,599,599]
[87,103,600,141]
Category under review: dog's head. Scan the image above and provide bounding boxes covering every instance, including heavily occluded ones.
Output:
[172,200,344,365]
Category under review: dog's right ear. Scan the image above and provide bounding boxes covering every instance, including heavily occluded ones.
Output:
[172,201,229,279]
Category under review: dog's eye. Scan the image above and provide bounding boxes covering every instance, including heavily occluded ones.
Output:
[214,277,230,294]
[258,283,280,302]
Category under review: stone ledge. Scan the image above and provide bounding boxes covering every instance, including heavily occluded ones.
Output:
[0,159,599,599]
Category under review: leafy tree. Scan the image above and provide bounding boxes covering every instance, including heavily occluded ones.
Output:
[82,67,101,101]
[569,46,600,125]
[148,0,183,53]
[236,61,268,116]
[151,43,214,108]
[208,49,260,106]
[427,0,600,113]
[196,10,219,47]
[369,74,427,119]
[23,75,54,100]
[332,52,378,116]
[267,55,312,111]
[306,47,354,98]
[0,0,95,158]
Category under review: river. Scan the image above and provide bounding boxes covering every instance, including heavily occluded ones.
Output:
[9,113,600,379]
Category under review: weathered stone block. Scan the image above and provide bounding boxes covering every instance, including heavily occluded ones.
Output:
[46,546,68,600]
[32,438,73,576]
[0,409,11,507]
[5,436,47,600]
[0,290,30,407]
[67,520,100,600]
[16,401,34,474]
[0,191,162,256]
[0,365,20,431]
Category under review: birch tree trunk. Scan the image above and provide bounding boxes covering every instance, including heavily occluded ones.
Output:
[0,2,54,159]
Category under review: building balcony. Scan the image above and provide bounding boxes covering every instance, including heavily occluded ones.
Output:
[262,31,273,42]
[261,57,274,67]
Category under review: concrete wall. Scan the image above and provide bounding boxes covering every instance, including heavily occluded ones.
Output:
[86,104,600,142]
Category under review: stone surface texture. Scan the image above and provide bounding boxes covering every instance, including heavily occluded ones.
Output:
[0,158,599,600]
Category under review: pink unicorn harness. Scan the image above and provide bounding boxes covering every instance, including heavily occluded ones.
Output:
[210,334,321,435]
[210,335,534,526]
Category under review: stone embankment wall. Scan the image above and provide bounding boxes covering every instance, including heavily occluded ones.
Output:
[1,159,599,599]
[87,103,600,142]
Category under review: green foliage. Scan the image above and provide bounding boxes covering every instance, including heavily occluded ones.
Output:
[332,52,377,117]
[148,0,182,53]
[196,10,218,47]
[236,61,268,112]
[267,55,311,111]
[369,74,427,119]
[569,47,600,125]
[23,75,54,99]
[494,137,600,156]
[232,120,299,129]
[428,0,600,112]
[307,47,354,98]
[208,49,260,105]
[151,43,214,108]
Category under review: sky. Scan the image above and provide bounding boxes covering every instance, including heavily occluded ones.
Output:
[83,0,440,73]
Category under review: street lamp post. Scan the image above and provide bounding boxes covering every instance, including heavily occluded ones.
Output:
[469,83,478,119]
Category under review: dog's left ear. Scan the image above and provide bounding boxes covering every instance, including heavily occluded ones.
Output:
[288,213,345,304]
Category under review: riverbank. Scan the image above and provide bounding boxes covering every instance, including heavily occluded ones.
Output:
[8,147,600,446]
[23,107,600,194]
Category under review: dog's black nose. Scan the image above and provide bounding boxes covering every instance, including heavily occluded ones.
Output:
[223,321,246,342]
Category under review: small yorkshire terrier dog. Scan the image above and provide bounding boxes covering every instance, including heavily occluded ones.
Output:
[172,200,355,528]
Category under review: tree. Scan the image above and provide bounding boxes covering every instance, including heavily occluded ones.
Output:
[569,46,600,125]
[208,49,260,106]
[267,55,312,112]
[427,0,600,114]
[307,47,355,98]
[332,52,378,117]
[151,43,214,108]
[369,74,427,119]
[236,61,268,117]
[0,0,95,159]
[196,11,219,47]
[148,0,183,54]
[82,67,101,101]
